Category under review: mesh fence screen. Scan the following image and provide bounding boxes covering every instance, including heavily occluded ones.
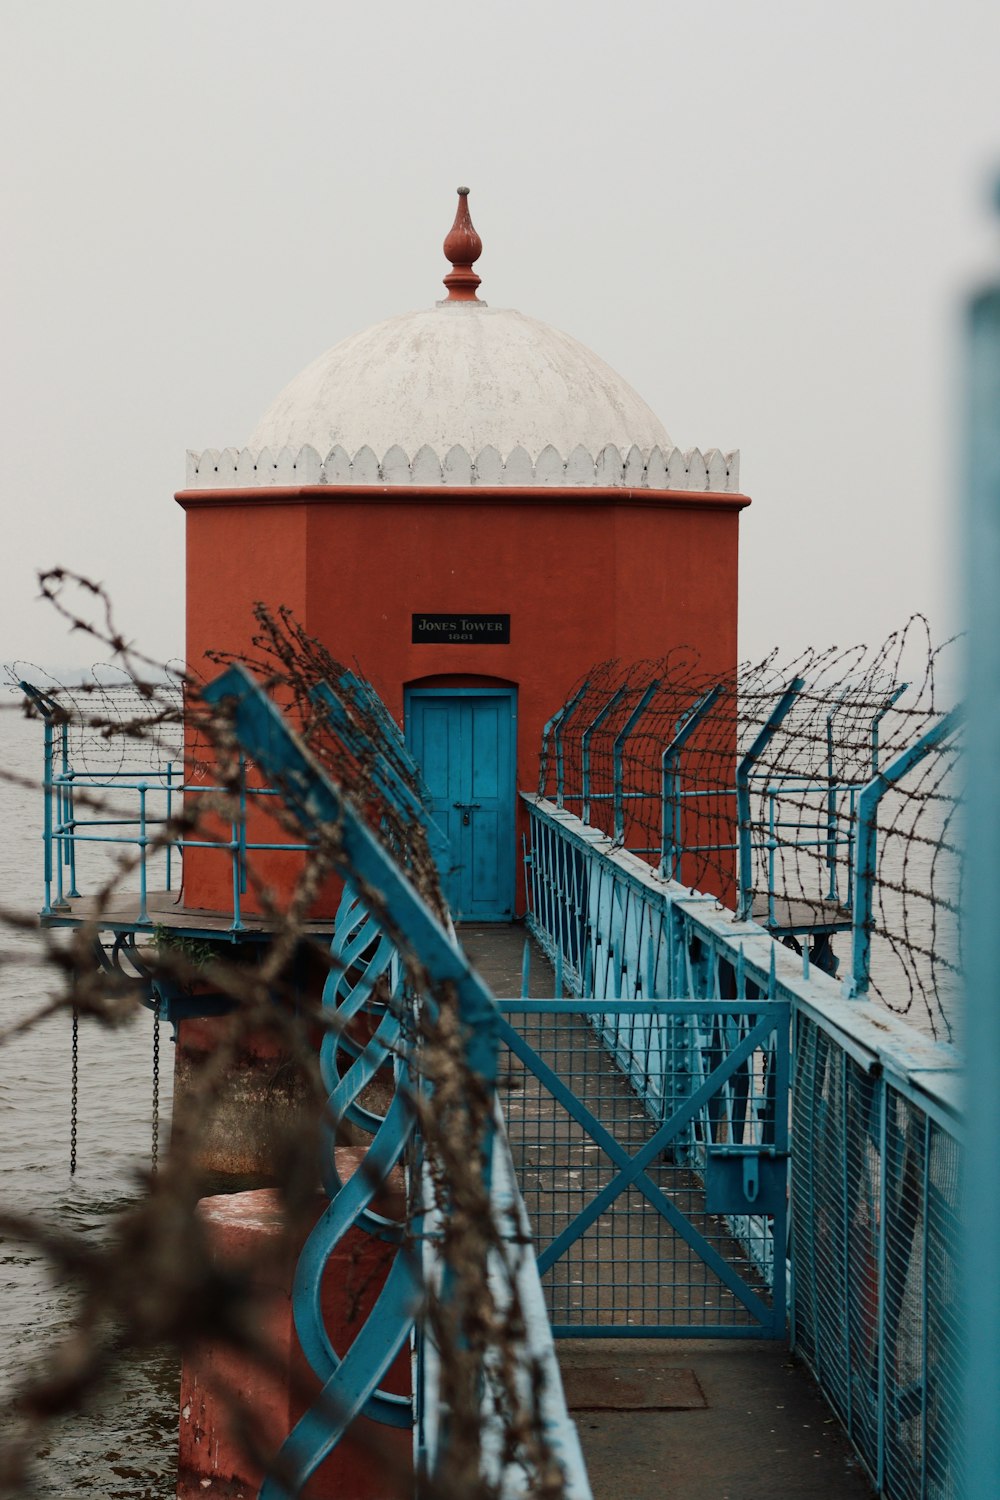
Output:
[791,1012,962,1499]
[499,1004,781,1335]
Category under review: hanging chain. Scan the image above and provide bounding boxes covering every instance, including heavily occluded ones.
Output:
[151,999,160,1176]
[70,1005,79,1176]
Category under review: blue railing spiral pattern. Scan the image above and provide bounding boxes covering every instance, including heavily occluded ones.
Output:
[202,664,585,1498]
[260,885,421,1496]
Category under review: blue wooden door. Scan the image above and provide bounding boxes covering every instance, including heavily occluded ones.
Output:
[406,690,516,921]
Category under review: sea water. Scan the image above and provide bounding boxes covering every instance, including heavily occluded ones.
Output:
[0,707,177,1498]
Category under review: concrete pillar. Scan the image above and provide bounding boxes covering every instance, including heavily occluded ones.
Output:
[171,1015,319,1183]
[177,1154,411,1498]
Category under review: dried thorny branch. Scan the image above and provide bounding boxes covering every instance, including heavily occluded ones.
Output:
[0,577,567,1498]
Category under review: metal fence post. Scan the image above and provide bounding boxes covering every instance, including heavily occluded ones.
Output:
[843,708,960,998]
[963,192,1000,1500]
[612,679,660,841]
[60,719,80,898]
[869,684,907,777]
[137,782,149,924]
[538,679,589,801]
[20,684,70,916]
[238,755,248,896]
[41,714,54,916]
[825,693,849,901]
[659,684,722,882]
[824,685,906,902]
[165,762,174,891]
[875,1073,888,1491]
[581,685,627,826]
[736,679,804,920]
[53,757,67,911]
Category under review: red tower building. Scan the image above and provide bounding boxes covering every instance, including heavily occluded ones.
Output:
[171,189,751,1496]
[177,189,749,921]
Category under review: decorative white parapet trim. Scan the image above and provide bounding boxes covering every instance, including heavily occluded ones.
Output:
[184,442,742,493]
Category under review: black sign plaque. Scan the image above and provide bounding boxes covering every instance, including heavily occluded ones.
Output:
[412,613,511,645]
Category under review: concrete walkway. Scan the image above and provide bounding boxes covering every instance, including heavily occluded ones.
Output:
[458,923,875,1500]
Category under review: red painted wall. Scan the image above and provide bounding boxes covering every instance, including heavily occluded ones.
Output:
[177,486,748,915]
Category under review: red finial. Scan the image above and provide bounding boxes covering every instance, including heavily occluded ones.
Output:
[442,186,483,302]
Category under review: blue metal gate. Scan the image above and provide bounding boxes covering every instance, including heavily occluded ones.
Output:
[406,688,516,920]
[497,998,789,1338]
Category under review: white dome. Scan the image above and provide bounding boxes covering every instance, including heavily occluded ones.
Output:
[248,302,672,460]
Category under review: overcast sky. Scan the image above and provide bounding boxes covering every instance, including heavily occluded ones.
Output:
[3,0,998,674]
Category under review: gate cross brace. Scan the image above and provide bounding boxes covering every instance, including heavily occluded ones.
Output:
[497,1007,787,1325]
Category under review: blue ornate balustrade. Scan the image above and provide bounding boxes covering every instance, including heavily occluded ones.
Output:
[196,665,591,1499]
[21,662,591,1494]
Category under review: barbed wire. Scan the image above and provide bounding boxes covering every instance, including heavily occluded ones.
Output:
[539,616,962,1040]
[3,661,185,774]
[0,571,565,1499]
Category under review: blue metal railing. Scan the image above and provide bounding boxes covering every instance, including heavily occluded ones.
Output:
[36,761,311,930]
[545,670,956,960]
[659,682,722,881]
[523,793,963,1499]
[25,668,450,936]
[257,886,418,1495]
[20,680,314,930]
[758,774,858,922]
[791,1006,962,1497]
[198,666,592,1498]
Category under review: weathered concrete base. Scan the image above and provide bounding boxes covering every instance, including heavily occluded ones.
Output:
[177,1159,411,1499]
[172,1015,320,1181]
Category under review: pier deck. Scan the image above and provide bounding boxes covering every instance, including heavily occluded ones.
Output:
[750,893,851,935]
[39,889,332,938]
[459,923,874,1500]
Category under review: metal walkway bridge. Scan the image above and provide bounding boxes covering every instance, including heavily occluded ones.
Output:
[23,657,961,1498]
[466,921,875,1500]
